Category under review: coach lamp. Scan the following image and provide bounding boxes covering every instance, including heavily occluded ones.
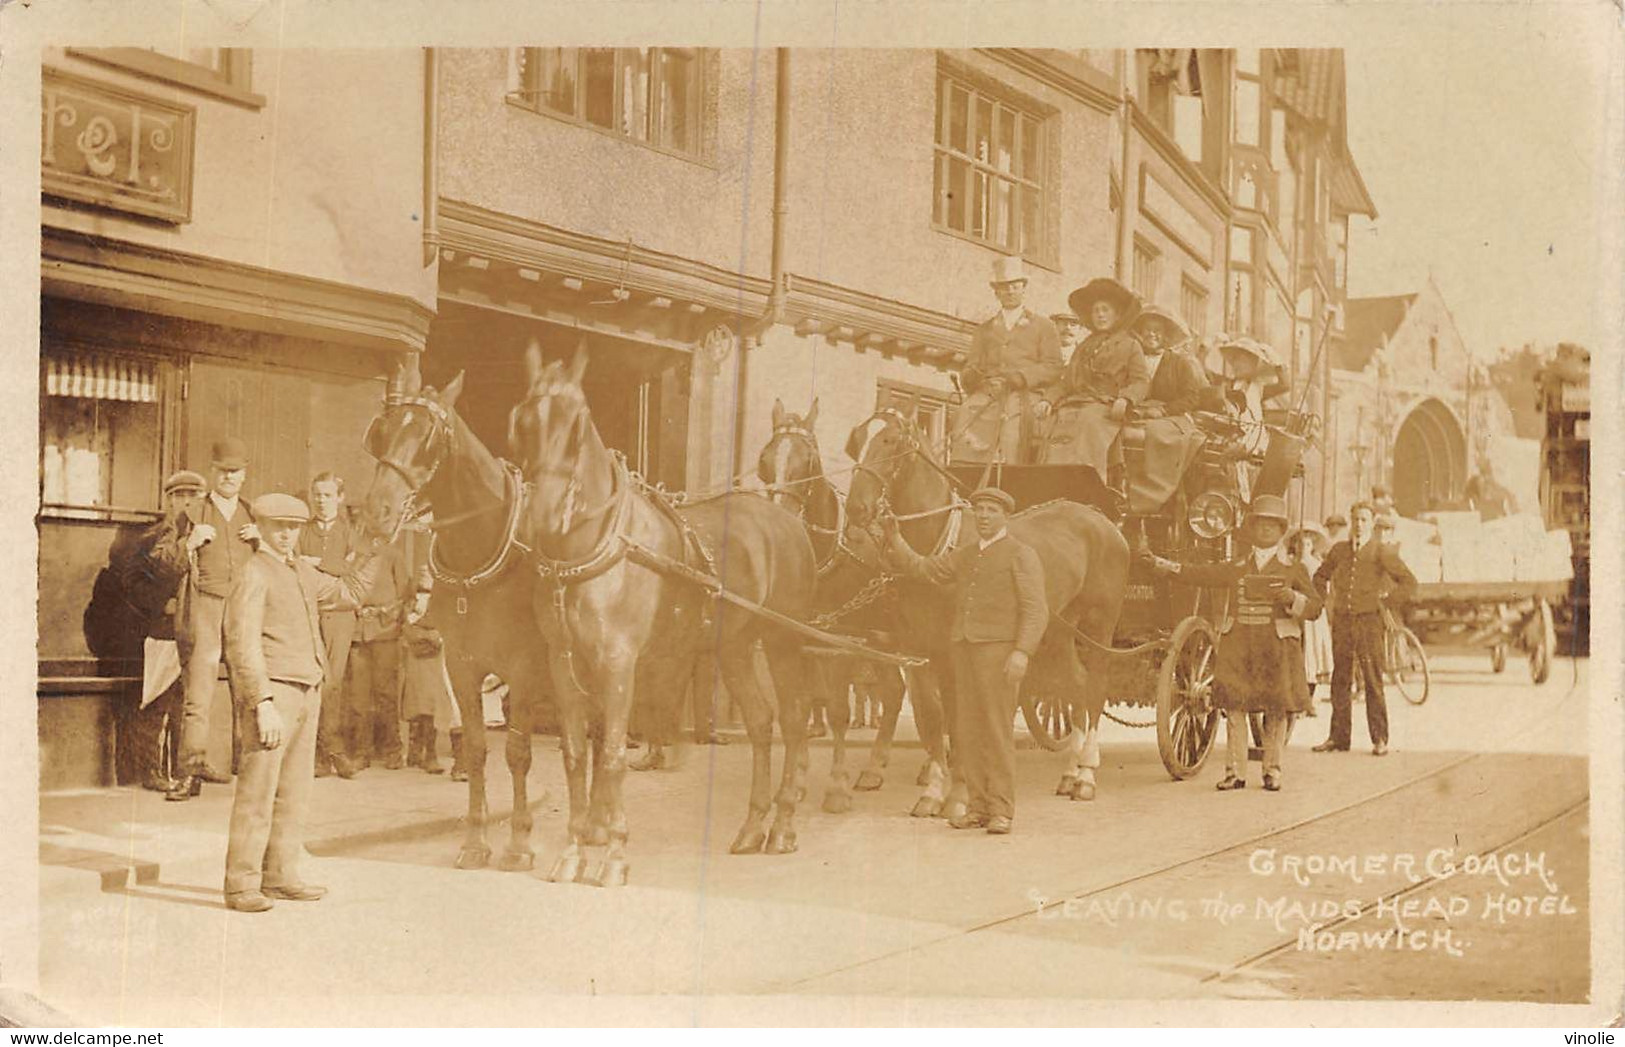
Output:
[1187,491,1238,540]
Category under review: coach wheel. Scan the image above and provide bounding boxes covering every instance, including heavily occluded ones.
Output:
[1529,599,1556,685]
[1020,694,1075,752]
[1156,617,1220,780]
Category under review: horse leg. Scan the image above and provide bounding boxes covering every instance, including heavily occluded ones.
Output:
[593,660,636,888]
[448,657,492,869]
[907,665,948,818]
[1054,641,1086,796]
[821,661,853,814]
[546,656,591,885]
[765,640,812,852]
[721,646,773,854]
[498,689,536,872]
[855,667,903,791]
[935,661,971,823]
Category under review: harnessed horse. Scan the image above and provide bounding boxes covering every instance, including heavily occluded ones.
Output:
[508,343,820,885]
[843,401,1131,804]
[757,399,920,812]
[359,361,550,871]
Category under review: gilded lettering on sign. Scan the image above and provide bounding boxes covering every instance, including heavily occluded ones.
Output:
[41,67,196,224]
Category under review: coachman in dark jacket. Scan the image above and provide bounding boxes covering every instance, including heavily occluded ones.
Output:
[952,256,1063,465]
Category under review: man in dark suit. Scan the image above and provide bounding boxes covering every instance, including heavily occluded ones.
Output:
[297,472,361,779]
[953,256,1063,465]
[1311,501,1419,756]
[170,437,259,801]
[882,487,1048,834]
[222,493,383,912]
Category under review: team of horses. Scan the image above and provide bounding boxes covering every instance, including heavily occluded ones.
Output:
[359,343,1129,886]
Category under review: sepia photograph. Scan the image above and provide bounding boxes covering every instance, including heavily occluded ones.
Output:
[0,0,1619,1031]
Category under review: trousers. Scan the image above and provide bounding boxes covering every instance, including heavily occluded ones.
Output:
[224,680,319,896]
[177,591,227,772]
[1328,612,1389,747]
[316,611,356,761]
[949,640,1021,820]
[1227,710,1288,779]
[347,638,402,758]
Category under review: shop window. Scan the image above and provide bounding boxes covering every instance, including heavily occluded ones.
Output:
[66,47,262,108]
[513,48,707,158]
[1132,238,1162,304]
[1181,276,1208,337]
[932,67,1051,261]
[40,348,162,515]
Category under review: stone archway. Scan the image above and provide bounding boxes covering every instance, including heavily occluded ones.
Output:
[1391,397,1467,517]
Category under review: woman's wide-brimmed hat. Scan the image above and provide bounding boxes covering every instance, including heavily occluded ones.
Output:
[1130,304,1190,345]
[1067,277,1139,325]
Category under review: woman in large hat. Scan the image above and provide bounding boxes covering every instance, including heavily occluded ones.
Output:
[1122,304,1213,515]
[1147,494,1323,791]
[1033,277,1150,498]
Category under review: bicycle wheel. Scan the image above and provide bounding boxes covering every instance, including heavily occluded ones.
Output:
[1390,626,1431,706]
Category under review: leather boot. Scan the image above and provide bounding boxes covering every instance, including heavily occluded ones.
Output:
[406,720,425,769]
[449,728,468,782]
[419,717,444,775]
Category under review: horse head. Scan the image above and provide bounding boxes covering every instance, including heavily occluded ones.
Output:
[360,356,466,543]
[758,397,823,515]
[509,338,600,540]
[842,396,926,530]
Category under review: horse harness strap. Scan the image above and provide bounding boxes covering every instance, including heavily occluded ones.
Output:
[427,460,533,614]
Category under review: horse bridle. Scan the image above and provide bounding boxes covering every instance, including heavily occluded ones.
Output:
[762,419,828,520]
[364,393,458,541]
[508,382,622,540]
[849,407,968,558]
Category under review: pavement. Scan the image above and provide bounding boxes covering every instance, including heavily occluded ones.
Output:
[32,652,1598,1025]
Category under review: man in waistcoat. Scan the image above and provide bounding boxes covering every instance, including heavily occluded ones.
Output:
[297,472,361,779]
[881,487,1048,834]
[222,494,383,912]
[169,438,259,801]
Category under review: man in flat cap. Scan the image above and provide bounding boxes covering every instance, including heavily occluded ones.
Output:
[222,493,384,912]
[170,438,260,801]
[880,486,1048,833]
[953,256,1063,465]
[123,470,209,791]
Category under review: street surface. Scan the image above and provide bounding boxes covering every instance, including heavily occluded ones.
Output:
[37,651,1592,1024]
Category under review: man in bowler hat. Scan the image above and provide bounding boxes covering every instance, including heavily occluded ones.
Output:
[170,437,259,800]
[223,493,384,912]
[881,487,1048,833]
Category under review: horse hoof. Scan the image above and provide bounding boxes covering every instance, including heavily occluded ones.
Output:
[1069,779,1096,802]
[630,754,661,773]
[854,770,884,791]
[577,861,601,885]
[730,828,767,854]
[1055,774,1078,796]
[498,851,535,873]
[822,790,853,814]
[547,856,582,884]
[597,860,630,888]
[456,847,491,870]
[943,800,968,823]
[910,797,943,819]
[765,830,798,855]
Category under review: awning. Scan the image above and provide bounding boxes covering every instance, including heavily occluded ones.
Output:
[45,350,157,403]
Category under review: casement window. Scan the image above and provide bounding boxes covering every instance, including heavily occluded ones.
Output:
[876,380,953,463]
[1132,237,1162,304]
[40,347,164,516]
[65,47,262,108]
[1181,276,1209,338]
[932,66,1054,261]
[512,47,706,158]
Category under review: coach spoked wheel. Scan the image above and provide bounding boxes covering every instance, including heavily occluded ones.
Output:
[1156,616,1220,780]
[1020,694,1075,752]
[1389,625,1431,706]
[1529,598,1556,685]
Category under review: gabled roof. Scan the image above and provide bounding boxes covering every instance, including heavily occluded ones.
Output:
[1273,49,1378,219]
[1338,293,1416,371]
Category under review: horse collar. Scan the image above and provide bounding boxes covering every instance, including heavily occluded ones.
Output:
[426,459,530,590]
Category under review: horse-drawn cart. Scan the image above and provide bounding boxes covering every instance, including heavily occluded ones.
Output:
[1406,580,1564,685]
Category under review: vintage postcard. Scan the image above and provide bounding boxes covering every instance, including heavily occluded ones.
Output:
[0,0,1619,1029]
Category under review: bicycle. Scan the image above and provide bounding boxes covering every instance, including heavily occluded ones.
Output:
[1381,603,1430,706]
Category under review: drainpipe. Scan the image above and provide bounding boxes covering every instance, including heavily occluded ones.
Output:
[734,47,791,475]
[422,48,440,269]
[1114,51,1134,279]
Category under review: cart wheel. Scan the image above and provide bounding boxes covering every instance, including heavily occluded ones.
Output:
[1156,617,1220,780]
[1020,694,1074,752]
[1491,643,1507,674]
[1390,626,1430,706]
[1529,598,1556,685]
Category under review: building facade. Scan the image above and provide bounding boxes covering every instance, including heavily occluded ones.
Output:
[37,46,1377,788]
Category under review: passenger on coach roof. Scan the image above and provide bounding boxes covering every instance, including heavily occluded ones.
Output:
[950,255,1063,467]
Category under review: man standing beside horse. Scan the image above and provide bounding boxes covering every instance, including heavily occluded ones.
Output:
[880,487,1048,834]
[952,256,1063,466]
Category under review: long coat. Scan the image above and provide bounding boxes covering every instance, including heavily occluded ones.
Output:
[1036,325,1150,474]
[954,310,1062,465]
[1128,350,1212,513]
[1178,549,1323,714]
